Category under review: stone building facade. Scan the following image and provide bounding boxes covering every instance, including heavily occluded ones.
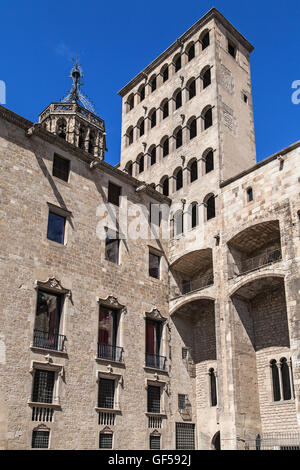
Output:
[0,8,299,450]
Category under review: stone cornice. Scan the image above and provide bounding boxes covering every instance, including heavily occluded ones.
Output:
[118,8,254,97]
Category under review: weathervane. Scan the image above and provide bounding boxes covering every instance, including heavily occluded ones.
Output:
[61,57,96,114]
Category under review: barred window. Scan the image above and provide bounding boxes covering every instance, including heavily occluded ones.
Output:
[178,394,187,409]
[99,432,113,449]
[32,370,55,404]
[150,435,161,450]
[32,430,50,449]
[176,423,195,450]
[98,378,115,409]
[147,386,160,413]
[52,154,70,182]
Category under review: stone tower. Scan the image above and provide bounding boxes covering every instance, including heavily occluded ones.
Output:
[39,60,106,159]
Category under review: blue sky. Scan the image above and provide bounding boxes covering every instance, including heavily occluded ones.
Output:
[1,0,300,165]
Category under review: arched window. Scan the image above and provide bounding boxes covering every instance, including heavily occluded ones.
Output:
[150,76,157,92]
[88,131,96,155]
[174,54,182,72]
[205,194,215,220]
[187,43,195,62]
[175,128,182,149]
[189,159,198,182]
[247,187,253,202]
[174,210,183,236]
[175,168,183,191]
[127,94,134,111]
[201,30,210,50]
[161,64,169,82]
[209,368,217,407]
[126,127,134,146]
[189,202,198,229]
[56,118,67,140]
[175,90,182,110]
[188,79,196,100]
[139,84,145,102]
[138,118,145,137]
[162,100,169,119]
[150,146,156,166]
[280,358,292,400]
[204,150,214,173]
[161,137,169,157]
[270,360,281,402]
[137,154,144,173]
[161,176,169,196]
[201,66,211,89]
[149,109,156,129]
[189,118,197,139]
[78,126,86,149]
[203,106,213,130]
[125,161,133,176]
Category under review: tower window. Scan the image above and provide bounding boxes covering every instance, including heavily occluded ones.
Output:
[139,85,145,102]
[202,68,211,89]
[247,187,253,202]
[228,41,237,59]
[243,93,248,104]
[162,101,169,119]
[139,119,145,137]
[191,203,198,229]
[174,210,183,236]
[56,118,67,140]
[206,195,215,220]
[150,110,156,128]
[162,66,169,82]
[270,360,281,402]
[175,168,183,190]
[150,147,156,166]
[205,150,214,173]
[209,368,217,407]
[52,154,70,182]
[175,91,182,110]
[190,160,198,182]
[187,44,195,61]
[189,119,197,139]
[138,155,144,173]
[203,107,213,130]
[162,138,169,157]
[162,177,169,196]
[127,127,134,145]
[174,55,182,72]
[78,126,86,149]
[105,229,119,264]
[127,94,134,111]
[175,129,182,149]
[149,252,160,279]
[188,79,196,100]
[280,358,292,400]
[201,31,210,50]
[108,182,122,206]
[47,211,66,244]
[150,76,157,92]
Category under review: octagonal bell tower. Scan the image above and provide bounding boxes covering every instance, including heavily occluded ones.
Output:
[39,60,106,159]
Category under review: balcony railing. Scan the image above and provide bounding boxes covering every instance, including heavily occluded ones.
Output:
[145,353,166,371]
[97,343,124,362]
[33,330,66,352]
[181,276,213,295]
[240,249,282,274]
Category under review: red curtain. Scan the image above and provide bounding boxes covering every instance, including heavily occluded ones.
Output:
[98,308,112,345]
[146,320,155,354]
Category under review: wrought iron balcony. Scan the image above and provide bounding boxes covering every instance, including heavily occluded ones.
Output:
[240,249,282,274]
[181,276,213,295]
[33,330,66,352]
[145,353,166,371]
[97,343,124,362]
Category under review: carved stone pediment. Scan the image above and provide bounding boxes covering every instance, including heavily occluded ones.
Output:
[98,296,127,314]
[36,277,71,296]
[145,307,166,322]
[150,429,161,437]
[101,426,113,434]
[33,423,50,432]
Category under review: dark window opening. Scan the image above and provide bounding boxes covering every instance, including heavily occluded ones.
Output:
[162,101,169,119]
[182,348,188,360]
[206,196,215,220]
[150,147,156,166]
[189,119,197,139]
[202,68,211,89]
[127,94,134,110]
[147,385,161,413]
[205,151,214,173]
[191,203,198,228]
[140,86,145,101]
[178,394,187,410]
[201,32,210,50]
[228,42,237,59]
[32,431,49,449]
[105,230,119,264]
[139,119,145,137]
[150,111,156,128]
[271,360,281,402]
[176,169,183,190]
[47,211,66,244]
[204,108,213,129]
[175,91,182,109]
[138,155,144,173]
[128,128,133,145]
[151,77,157,92]
[126,163,133,176]
[175,56,181,72]
[78,127,86,149]
[209,368,217,407]
[162,178,169,196]
[34,290,62,349]
[98,378,115,409]
[146,319,162,357]
[149,252,160,279]
[32,369,55,404]
[243,94,248,104]
[56,119,67,140]
[108,182,121,206]
[187,44,195,61]
[98,307,120,361]
[176,423,195,450]
[188,80,196,100]
[174,210,183,236]
[88,132,96,155]
[99,433,113,449]
[175,129,182,149]
[53,154,70,182]
[190,160,198,182]
[247,187,253,202]
[281,358,292,401]
[162,67,169,82]
[150,435,161,450]
[162,138,169,157]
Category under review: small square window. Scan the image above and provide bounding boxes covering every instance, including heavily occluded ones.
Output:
[47,211,66,244]
[105,230,119,264]
[52,154,70,182]
[99,433,113,449]
[150,435,161,450]
[149,252,160,279]
[108,182,122,206]
[32,430,50,449]
[228,42,237,59]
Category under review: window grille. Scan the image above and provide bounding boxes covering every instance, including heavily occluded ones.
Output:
[147,386,160,414]
[32,407,54,422]
[148,415,162,428]
[98,378,115,409]
[178,394,187,409]
[32,370,55,404]
[52,155,70,182]
[99,433,113,449]
[176,423,195,450]
[98,411,115,426]
[32,430,50,449]
[150,435,161,450]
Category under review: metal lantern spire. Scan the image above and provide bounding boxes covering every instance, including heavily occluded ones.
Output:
[62,58,96,114]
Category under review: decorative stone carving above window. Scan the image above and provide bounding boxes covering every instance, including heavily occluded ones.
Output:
[145,307,167,322]
[98,295,127,314]
[36,277,71,296]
